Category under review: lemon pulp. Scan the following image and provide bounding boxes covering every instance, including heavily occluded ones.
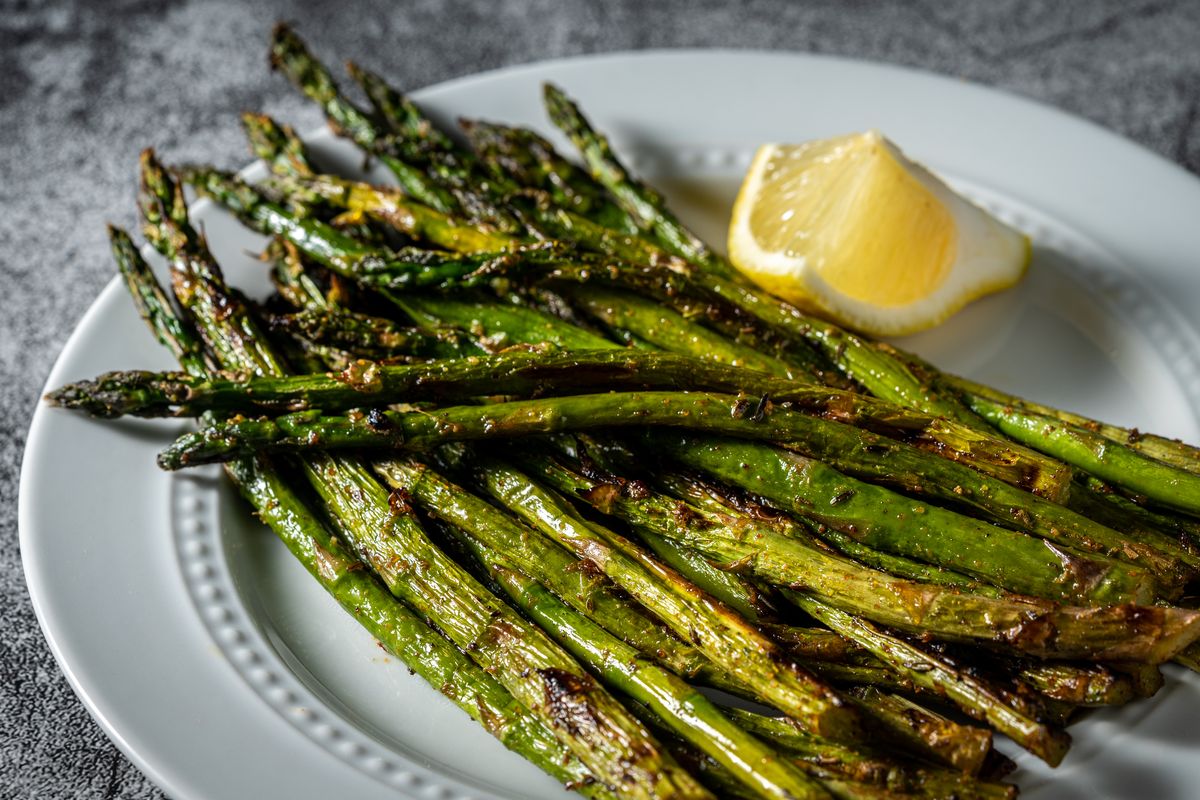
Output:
[729,131,1030,336]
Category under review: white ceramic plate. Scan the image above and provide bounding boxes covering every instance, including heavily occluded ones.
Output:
[20,50,1200,800]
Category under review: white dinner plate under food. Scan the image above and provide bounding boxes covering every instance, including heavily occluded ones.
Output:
[20,50,1200,799]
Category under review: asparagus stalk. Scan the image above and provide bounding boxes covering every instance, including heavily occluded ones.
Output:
[789,594,1070,766]
[948,372,1200,477]
[1065,477,1200,572]
[725,708,1012,798]
[467,457,862,740]
[650,433,1154,604]
[519,449,1200,661]
[266,306,470,361]
[191,162,1094,510]
[345,61,456,152]
[460,117,641,234]
[268,23,460,213]
[266,238,337,310]
[541,83,737,282]
[142,151,703,798]
[110,228,211,374]
[965,391,1200,516]
[627,527,775,623]
[1019,662,1136,706]
[840,688,1001,778]
[762,619,1137,707]
[563,284,798,378]
[375,458,862,739]
[236,457,619,797]
[305,453,707,799]
[444,525,831,800]
[108,227,616,798]
[147,389,1154,605]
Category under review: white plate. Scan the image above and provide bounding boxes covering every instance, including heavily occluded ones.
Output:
[20,50,1200,800]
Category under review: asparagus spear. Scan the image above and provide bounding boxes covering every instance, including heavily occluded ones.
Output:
[948,372,1200,476]
[460,117,641,233]
[841,689,1003,778]
[305,453,707,799]
[147,389,1154,605]
[724,708,1012,798]
[520,449,1200,661]
[237,457,618,797]
[268,23,460,213]
[1065,476,1200,572]
[762,618,1138,707]
[108,227,617,798]
[266,306,470,360]
[650,433,1154,604]
[346,61,456,152]
[266,238,338,310]
[1019,662,1136,706]
[965,391,1200,516]
[789,594,1070,766]
[542,83,738,282]
[78,341,1175,592]
[444,524,831,800]
[376,457,860,740]
[110,228,211,375]
[142,151,704,799]
[563,284,799,378]
[190,162,1091,508]
[474,456,862,739]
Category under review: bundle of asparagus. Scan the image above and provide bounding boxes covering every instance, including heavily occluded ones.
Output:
[47,23,1200,799]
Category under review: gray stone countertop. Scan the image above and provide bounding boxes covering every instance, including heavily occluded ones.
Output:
[1,1,1198,797]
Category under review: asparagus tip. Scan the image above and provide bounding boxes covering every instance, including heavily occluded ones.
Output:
[268,20,299,68]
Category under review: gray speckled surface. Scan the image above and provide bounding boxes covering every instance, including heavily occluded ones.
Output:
[2,1,1199,797]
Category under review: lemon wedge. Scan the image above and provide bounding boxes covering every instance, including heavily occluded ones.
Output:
[728,131,1030,336]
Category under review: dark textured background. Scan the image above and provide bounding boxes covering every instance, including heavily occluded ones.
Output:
[3,1,1199,797]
